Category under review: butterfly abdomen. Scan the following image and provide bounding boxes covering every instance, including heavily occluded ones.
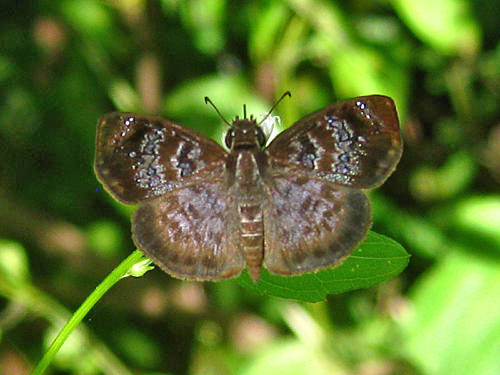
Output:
[238,202,264,282]
[231,149,266,282]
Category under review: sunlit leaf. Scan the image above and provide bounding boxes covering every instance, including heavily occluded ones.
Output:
[179,0,227,54]
[401,251,500,375]
[391,0,481,55]
[0,240,30,281]
[328,45,409,116]
[249,2,290,63]
[164,74,269,137]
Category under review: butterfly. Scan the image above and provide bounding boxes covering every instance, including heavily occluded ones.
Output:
[95,94,402,283]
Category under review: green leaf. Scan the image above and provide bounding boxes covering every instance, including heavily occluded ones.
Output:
[410,151,477,201]
[452,196,500,251]
[163,74,268,136]
[249,2,290,63]
[328,44,409,115]
[401,250,500,375]
[236,232,409,302]
[0,240,30,282]
[61,0,113,39]
[86,220,124,258]
[179,0,227,55]
[391,0,481,55]
[114,328,162,368]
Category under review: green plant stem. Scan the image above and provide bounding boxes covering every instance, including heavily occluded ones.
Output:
[0,269,133,375]
[32,250,146,375]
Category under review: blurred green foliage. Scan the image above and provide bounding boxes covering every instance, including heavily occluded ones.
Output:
[1,0,499,374]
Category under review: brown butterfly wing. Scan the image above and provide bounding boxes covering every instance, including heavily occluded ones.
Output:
[95,112,227,204]
[132,180,245,280]
[96,112,243,280]
[262,95,401,275]
[265,95,402,189]
[263,174,370,275]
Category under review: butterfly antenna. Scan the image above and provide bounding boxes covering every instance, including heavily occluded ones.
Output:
[258,91,292,126]
[243,104,247,119]
[204,97,231,126]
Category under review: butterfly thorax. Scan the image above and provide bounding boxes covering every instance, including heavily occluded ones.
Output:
[226,119,267,282]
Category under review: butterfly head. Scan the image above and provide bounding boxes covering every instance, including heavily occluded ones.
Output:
[206,92,291,151]
[225,117,267,149]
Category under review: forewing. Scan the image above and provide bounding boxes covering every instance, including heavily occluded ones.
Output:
[95,112,228,204]
[132,180,245,280]
[263,174,370,275]
[266,95,402,189]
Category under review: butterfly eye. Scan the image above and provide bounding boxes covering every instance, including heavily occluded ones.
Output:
[224,129,235,148]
